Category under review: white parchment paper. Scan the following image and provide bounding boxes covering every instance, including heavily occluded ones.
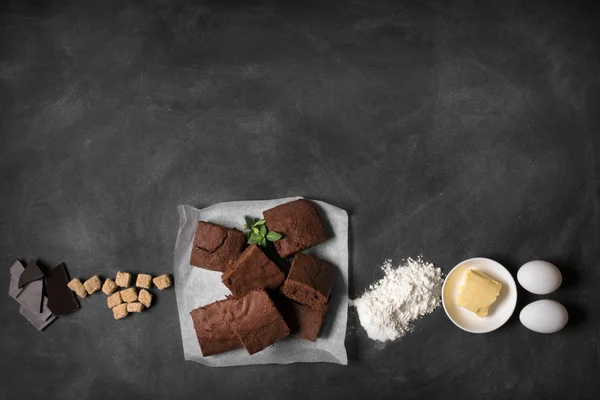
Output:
[174,197,348,367]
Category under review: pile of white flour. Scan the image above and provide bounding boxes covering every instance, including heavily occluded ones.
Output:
[350,257,443,342]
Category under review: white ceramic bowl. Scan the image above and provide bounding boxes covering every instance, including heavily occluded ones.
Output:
[442,257,518,333]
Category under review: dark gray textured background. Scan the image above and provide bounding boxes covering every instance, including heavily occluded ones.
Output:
[1,0,599,399]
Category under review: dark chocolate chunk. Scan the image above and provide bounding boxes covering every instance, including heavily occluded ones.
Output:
[45,263,79,315]
[190,298,242,357]
[19,305,57,331]
[14,279,44,316]
[281,253,336,311]
[190,221,247,272]
[8,260,25,298]
[227,289,290,355]
[221,245,285,298]
[18,260,44,288]
[263,199,328,258]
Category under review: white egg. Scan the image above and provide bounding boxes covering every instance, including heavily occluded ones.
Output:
[519,300,568,333]
[517,260,562,294]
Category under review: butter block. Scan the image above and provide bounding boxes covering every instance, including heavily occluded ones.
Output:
[457,269,503,317]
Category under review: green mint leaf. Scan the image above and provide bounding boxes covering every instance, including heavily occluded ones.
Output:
[248,232,262,244]
[266,231,282,241]
[253,219,266,227]
[260,225,266,236]
[260,238,267,248]
[252,227,260,234]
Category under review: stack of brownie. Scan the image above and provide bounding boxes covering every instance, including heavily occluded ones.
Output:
[189,199,337,356]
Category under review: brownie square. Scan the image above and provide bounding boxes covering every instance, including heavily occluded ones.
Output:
[227,290,290,355]
[221,245,285,298]
[190,221,247,272]
[190,298,242,357]
[263,199,328,258]
[274,294,328,342]
[281,253,335,310]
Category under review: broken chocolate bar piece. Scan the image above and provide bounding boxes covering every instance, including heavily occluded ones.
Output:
[45,263,79,315]
[190,221,247,272]
[263,199,328,258]
[19,305,57,331]
[227,289,290,355]
[9,260,53,320]
[18,260,44,288]
[9,260,26,298]
[281,253,336,311]
[221,245,285,298]
[15,279,44,316]
[190,298,242,357]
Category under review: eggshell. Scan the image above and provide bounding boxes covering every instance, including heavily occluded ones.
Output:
[517,260,562,295]
[519,300,568,333]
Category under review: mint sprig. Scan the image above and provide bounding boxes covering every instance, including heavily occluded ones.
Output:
[243,216,282,248]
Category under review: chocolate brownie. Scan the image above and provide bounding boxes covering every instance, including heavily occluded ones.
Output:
[226,289,290,355]
[281,253,335,310]
[263,199,328,258]
[221,245,285,298]
[274,294,328,342]
[190,298,242,357]
[190,221,247,272]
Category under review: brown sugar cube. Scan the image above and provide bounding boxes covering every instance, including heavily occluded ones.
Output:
[120,287,138,303]
[102,278,117,295]
[107,292,122,309]
[138,289,153,308]
[152,274,172,290]
[67,278,87,299]
[113,303,128,320]
[135,273,152,289]
[115,271,132,288]
[83,275,102,295]
[127,302,144,313]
